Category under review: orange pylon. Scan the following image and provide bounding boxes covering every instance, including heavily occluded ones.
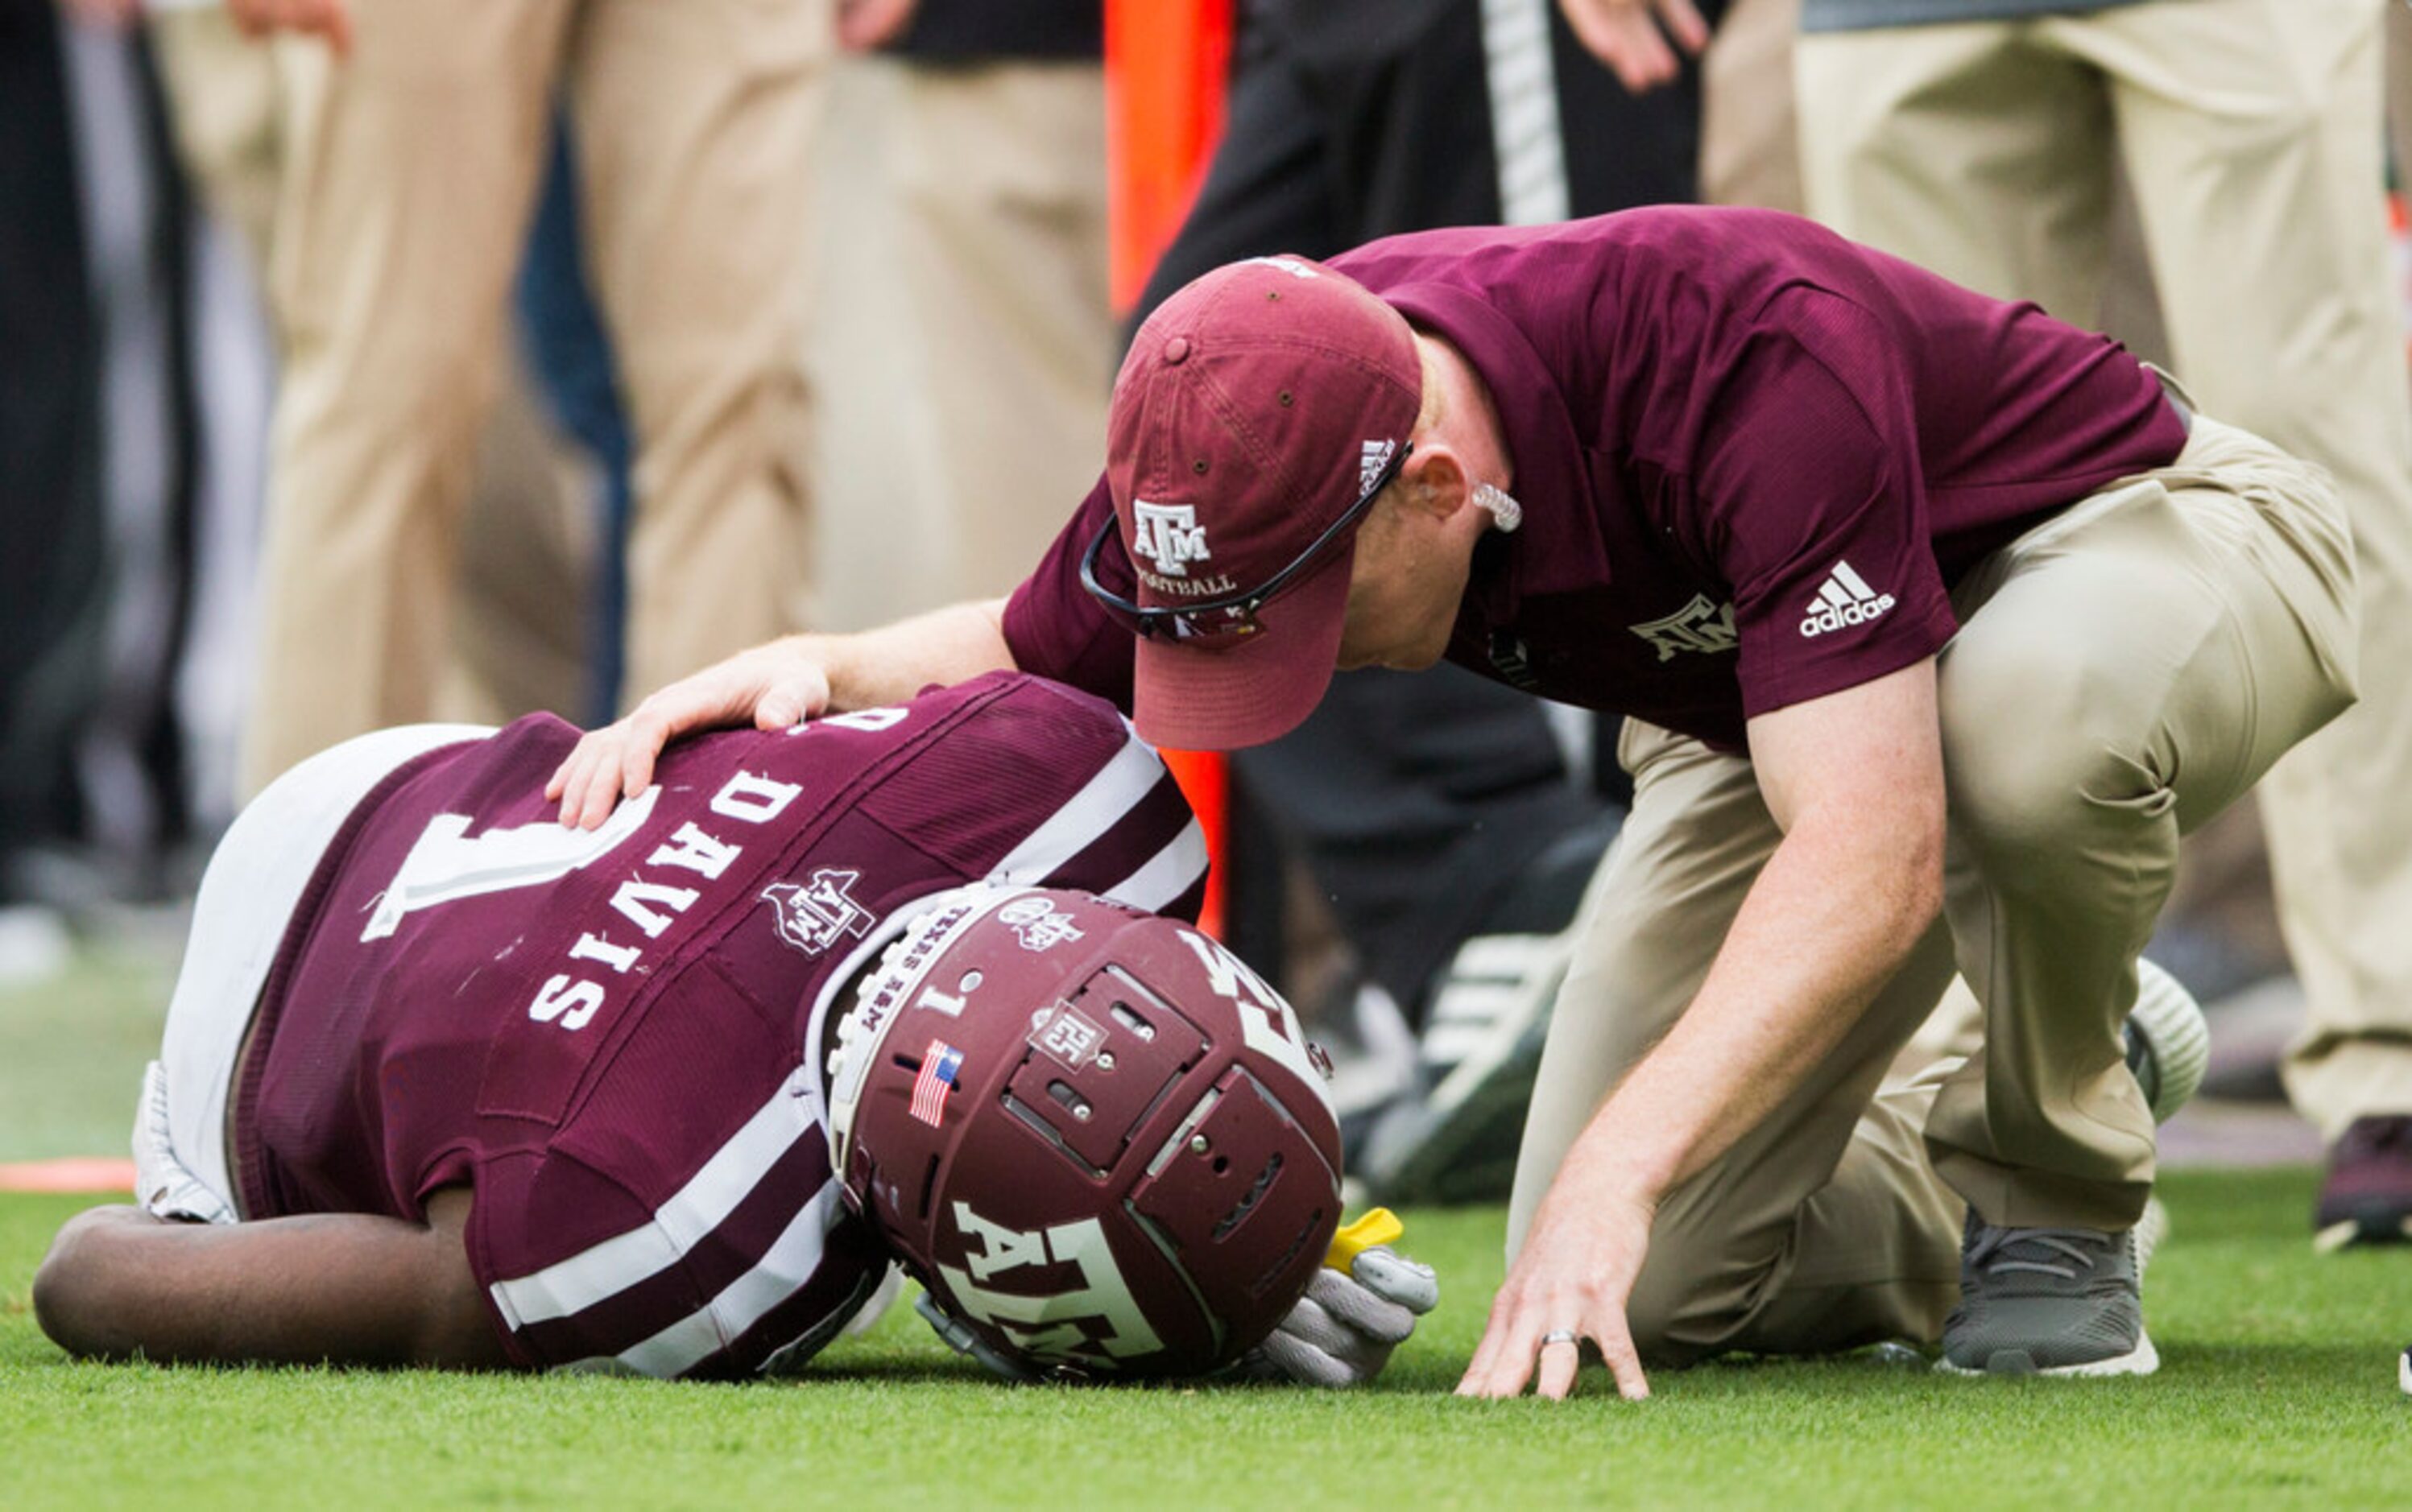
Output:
[1107,0,1237,937]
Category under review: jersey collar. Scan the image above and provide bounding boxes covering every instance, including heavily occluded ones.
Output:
[1378,280,1608,625]
[802,886,983,1127]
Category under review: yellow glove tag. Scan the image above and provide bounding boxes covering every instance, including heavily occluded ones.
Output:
[1325,1208,1405,1271]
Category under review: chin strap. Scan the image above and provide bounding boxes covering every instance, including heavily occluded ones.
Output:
[916,1292,1037,1383]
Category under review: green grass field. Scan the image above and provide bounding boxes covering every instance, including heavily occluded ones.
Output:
[6,1173,2409,1509]
[3,948,2410,1507]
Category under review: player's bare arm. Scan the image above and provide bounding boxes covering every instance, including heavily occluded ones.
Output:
[548,597,1014,828]
[1459,658,1947,1400]
[35,1187,507,1369]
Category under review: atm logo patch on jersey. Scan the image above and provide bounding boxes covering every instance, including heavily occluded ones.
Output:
[1628,594,1740,663]
[760,868,873,956]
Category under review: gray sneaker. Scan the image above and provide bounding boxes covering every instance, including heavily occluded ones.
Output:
[1938,959,2197,1379]
[1938,1212,2160,1377]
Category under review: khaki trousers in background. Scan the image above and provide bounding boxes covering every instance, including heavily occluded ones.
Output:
[813,56,1111,628]
[242,0,829,795]
[148,7,283,266]
[1509,416,2356,1361]
[1795,0,2412,1141]
[1699,0,1803,214]
[150,7,596,764]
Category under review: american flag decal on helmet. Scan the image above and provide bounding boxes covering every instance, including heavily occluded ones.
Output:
[910,1040,966,1127]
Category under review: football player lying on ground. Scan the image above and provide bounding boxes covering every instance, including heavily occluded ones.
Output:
[33,671,1434,1383]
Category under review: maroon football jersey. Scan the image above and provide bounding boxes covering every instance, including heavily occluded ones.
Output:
[232,672,1207,1378]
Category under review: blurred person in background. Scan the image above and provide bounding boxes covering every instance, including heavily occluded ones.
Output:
[86,0,631,839]
[2,0,209,972]
[0,0,108,973]
[225,0,828,799]
[821,0,1113,614]
[1793,0,2412,1250]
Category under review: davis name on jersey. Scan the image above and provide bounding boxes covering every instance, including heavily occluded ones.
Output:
[233,672,1208,1379]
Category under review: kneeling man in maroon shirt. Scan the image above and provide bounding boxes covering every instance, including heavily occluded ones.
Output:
[552,208,2359,1390]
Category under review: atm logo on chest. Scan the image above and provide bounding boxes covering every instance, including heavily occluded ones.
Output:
[1628,594,1739,663]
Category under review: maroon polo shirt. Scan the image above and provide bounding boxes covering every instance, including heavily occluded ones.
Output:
[1004,206,2187,750]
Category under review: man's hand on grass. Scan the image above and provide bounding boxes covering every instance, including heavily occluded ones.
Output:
[1458,1184,1654,1401]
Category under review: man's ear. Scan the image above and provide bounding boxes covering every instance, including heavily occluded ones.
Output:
[1399,444,1472,520]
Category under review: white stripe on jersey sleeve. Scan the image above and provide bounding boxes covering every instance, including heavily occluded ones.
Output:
[486,1081,817,1330]
[1097,816,1209,915]
[571,1180,849,1379]
[985,734,1164,886]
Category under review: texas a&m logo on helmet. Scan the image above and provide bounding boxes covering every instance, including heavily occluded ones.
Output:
[826,886,1340,1379]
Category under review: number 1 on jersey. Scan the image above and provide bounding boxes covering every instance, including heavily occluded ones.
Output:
[360,787,661,942]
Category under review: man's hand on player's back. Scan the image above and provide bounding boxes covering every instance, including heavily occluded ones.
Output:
[548,637,837,829]
[548,597,1019,829]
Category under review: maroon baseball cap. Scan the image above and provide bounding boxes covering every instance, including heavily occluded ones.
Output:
[1105,256,1422,750]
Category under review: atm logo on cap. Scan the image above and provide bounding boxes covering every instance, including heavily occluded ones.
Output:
[1132,501,1210,578]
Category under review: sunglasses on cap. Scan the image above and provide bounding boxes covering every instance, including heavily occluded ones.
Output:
[1079,442,1411,647]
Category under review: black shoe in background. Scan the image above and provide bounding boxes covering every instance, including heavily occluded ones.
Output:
[2316,1115,2412,1253]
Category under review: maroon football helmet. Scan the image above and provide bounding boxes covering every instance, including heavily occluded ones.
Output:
[827,886,1342,1379]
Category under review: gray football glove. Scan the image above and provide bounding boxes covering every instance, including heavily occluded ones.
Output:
[1241,1209,1439,1387]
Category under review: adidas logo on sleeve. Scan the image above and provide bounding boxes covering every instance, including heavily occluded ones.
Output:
[1799,560,1896,638]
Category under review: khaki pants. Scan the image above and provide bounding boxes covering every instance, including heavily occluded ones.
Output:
[242,0,829,794]
[1795,0,2412,1141]
[1509,416,2356,1361]
[149,7,283,267]
[886,59,1111,609]
[1700,0,1802,213]
[816,56,1111,627]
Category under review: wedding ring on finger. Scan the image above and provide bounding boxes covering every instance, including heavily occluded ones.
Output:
[1541,1329,1580,1349]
